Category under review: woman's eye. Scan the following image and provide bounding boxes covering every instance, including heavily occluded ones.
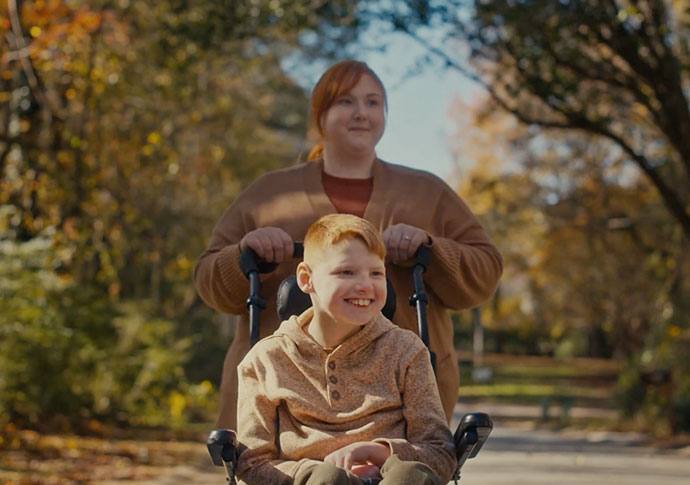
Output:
[340,270,353,275]
[338,98,352,104]
[367,99,379,106]
[372,271,384,277]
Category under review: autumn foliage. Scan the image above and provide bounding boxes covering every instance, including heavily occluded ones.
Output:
[0,0,362,429]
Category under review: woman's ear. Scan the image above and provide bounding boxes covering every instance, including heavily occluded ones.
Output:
[296,262,313,294]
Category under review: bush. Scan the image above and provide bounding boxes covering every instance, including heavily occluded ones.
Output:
[613,362,648,418]
[613,325,690,434]
[0,228,216,427]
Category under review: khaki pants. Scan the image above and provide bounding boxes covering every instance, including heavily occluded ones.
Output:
[294,455,443,485]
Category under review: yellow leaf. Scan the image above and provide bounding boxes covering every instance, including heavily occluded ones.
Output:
[147,131,162,145]
[176,256,191,270]
[169,391,186,419]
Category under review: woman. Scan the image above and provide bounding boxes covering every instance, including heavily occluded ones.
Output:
[194,60,502,430]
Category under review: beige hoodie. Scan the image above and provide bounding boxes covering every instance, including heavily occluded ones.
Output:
[235,309,456,485]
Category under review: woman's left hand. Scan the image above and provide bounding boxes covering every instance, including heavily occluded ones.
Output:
[383,223,429,264]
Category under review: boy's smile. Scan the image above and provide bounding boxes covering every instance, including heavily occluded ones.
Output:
[298,237,387,348]
[347,298,373,306]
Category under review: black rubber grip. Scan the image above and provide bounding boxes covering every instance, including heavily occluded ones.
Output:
[239,242,304,278]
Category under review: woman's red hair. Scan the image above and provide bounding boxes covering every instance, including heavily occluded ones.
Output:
[307,60,387,161]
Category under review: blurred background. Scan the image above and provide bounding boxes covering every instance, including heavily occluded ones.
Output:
[1,0,689,482]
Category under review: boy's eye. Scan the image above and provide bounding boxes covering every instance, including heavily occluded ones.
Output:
[372,271,384,277]
[367,99,379,106]
[340,270,353,275]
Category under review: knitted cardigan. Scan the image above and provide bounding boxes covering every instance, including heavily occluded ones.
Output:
[235,309,457,485]
[193,158,503,428]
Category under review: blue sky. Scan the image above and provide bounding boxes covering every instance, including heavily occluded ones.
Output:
[370,59,477,179]
[359,30,479,179]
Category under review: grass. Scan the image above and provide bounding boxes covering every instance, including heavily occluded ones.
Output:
[456,352,619,409]
[460,383,610,401]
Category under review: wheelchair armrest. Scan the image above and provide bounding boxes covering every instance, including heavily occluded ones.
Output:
[454,412,493,470]
[207,429,239,467]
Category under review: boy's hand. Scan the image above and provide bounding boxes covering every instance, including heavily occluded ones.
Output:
[324,441,391,471]
[382,224,428,264]
[351,464,382,479]
[239,227,294,262]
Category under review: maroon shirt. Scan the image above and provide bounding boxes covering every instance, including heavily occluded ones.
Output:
[321,171,374,218]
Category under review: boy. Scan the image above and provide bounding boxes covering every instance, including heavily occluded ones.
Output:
[236,214,456,485]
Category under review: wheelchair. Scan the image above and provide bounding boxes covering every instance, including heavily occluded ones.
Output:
[207,243,493,484]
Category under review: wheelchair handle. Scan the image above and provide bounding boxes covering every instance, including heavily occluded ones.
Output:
[241,242,303,347]
[239,242,304,278]
[410,245,435,372]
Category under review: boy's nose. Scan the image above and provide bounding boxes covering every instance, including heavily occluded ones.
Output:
[355,276,373,291]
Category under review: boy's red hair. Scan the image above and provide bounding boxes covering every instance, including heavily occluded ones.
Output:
[303,214,385,261]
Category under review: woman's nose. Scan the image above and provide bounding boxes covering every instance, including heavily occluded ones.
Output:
[353,101,367,119]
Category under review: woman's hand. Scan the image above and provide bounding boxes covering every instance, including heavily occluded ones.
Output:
[382,223,429,264]
[324,441,390,471]
[239,227,294,262]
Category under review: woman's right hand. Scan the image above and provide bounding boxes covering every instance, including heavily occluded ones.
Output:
[239,227,294,262]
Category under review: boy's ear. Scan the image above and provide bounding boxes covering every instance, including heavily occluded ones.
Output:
[296,262,313,294]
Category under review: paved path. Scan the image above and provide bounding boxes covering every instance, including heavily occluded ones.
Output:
[141,402,690,485]
[451,406,690,484]
[456,426,690,484]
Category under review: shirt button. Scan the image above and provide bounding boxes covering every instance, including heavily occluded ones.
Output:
[329,376,338,384]
[331,390,340,400]
[328,362,336,370]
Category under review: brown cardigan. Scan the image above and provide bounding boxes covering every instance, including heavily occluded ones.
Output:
[193,158,503,428]
[236,309,457,485]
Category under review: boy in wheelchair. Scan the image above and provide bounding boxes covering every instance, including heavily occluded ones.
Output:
[235,214,456,485]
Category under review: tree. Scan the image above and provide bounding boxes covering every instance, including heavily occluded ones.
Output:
[387,0,689,239]
[0,0,367,289]
[0,0,373,425]
[449,93,689,430]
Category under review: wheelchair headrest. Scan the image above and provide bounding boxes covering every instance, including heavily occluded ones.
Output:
[276,275,396,322]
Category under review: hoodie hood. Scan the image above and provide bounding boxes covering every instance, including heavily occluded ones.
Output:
[274,307,396,361]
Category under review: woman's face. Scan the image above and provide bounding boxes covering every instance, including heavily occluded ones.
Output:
[321,74,386,157]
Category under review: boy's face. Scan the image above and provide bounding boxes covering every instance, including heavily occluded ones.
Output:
[298,237,387,329]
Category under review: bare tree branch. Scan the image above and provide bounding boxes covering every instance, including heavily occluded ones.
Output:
[7,0,55,123]
[394,0,690,239]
